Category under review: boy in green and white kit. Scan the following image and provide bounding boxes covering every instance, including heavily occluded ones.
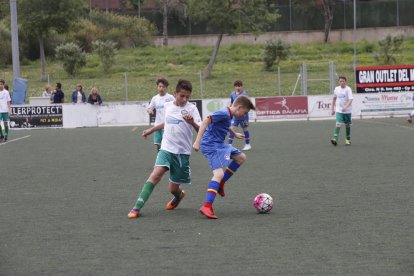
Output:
[147,78,175,152]
[0,79,11,143]
[128,79,201,219]
[331,76,353,146]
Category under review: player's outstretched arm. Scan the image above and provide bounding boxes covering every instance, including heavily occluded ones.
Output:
[193,117,211,152]
[142,123,165,139]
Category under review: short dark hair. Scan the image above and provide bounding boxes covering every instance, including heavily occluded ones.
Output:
[56,82,62,89]
[233,95,255,110]
[0,79,5,84]
[156,77,169,87]
[339,76,347,81]
[233,80,243,87]
[176,79,192,93]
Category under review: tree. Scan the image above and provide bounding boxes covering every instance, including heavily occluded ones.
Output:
[129,0,144,16]
[375,35,404,65]
[156,0,187,46]
[294,0,335,43]
[188,0,279,78]
[19,0,85,80]
[93,40,117,74]
[318,0,334,43]
[55,43,86,76]
[263,40,290,71]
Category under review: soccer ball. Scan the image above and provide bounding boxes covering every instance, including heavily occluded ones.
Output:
[253,193,274,214]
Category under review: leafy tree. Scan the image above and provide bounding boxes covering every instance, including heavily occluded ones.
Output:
[19,0,86,80]
[93,40,117,74]
[129,0,144,16]
[375,35,404,65]
[55,43,86,76]
[293,0,335,43]
[0,20,12,66]
[263,40,290,71]
[156,0,187,46]
[188,0,279,78]
[318,0,334,43]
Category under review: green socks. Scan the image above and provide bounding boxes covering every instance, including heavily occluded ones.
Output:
[134,181,156,210]
[333,127,340,139]
[346,127,351,140]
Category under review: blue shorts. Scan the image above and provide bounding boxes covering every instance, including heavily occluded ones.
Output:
[201,143,241,170]
[231,117,249,128]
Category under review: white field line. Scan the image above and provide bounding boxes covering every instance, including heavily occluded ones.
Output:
[0,135,31,146]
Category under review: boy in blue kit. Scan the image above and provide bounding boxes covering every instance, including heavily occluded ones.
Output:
[228,80,252,151]
[193,95,255,219]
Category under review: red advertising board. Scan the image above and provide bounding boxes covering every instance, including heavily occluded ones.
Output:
[255,96,308,119]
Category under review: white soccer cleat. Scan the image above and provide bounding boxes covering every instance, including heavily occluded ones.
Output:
[242,144,252,151]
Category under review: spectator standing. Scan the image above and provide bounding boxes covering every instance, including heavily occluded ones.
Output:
[53,83,64,104]
[71,84,86,104]
[42,85,53,103]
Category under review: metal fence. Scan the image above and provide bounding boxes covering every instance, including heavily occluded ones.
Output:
[135,0,414,36]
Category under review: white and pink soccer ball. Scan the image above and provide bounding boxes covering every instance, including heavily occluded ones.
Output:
[253,193,274,214]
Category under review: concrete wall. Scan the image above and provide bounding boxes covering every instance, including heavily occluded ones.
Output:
[154,26,414,47]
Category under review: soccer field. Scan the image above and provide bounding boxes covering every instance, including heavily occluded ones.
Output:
[1,118,413,275]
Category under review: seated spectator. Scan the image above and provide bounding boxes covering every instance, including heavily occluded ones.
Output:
[71,84,86,104]
[87,87,102,105]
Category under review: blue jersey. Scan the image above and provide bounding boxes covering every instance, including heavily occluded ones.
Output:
[230,90,248,104]
[230,90,249,122]
[201,107,232,149]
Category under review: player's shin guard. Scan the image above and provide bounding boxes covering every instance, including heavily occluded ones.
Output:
[204,180,219,206]
[346,127,351,140]
[333,127,340,139]
[244,130,250,144]
[134,181,155,210]
[221,161,240,185]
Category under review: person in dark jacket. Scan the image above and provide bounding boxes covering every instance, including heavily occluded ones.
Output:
[71,84,86,104]
[87,87,102,105]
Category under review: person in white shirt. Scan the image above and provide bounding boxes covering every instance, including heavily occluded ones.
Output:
[0,79,12,142]
[71,84,86,104]
[42,85,54,103]
[331,76,353,146]
[128,79,201,219]
[147,78,175,151]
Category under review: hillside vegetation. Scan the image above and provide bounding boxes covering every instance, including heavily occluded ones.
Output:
[4,37,414,102]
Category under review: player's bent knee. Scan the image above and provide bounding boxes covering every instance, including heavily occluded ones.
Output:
[234,153,247,164]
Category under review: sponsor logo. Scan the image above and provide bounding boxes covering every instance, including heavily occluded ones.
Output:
[316,101,332,110]
[256,96,308,117]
